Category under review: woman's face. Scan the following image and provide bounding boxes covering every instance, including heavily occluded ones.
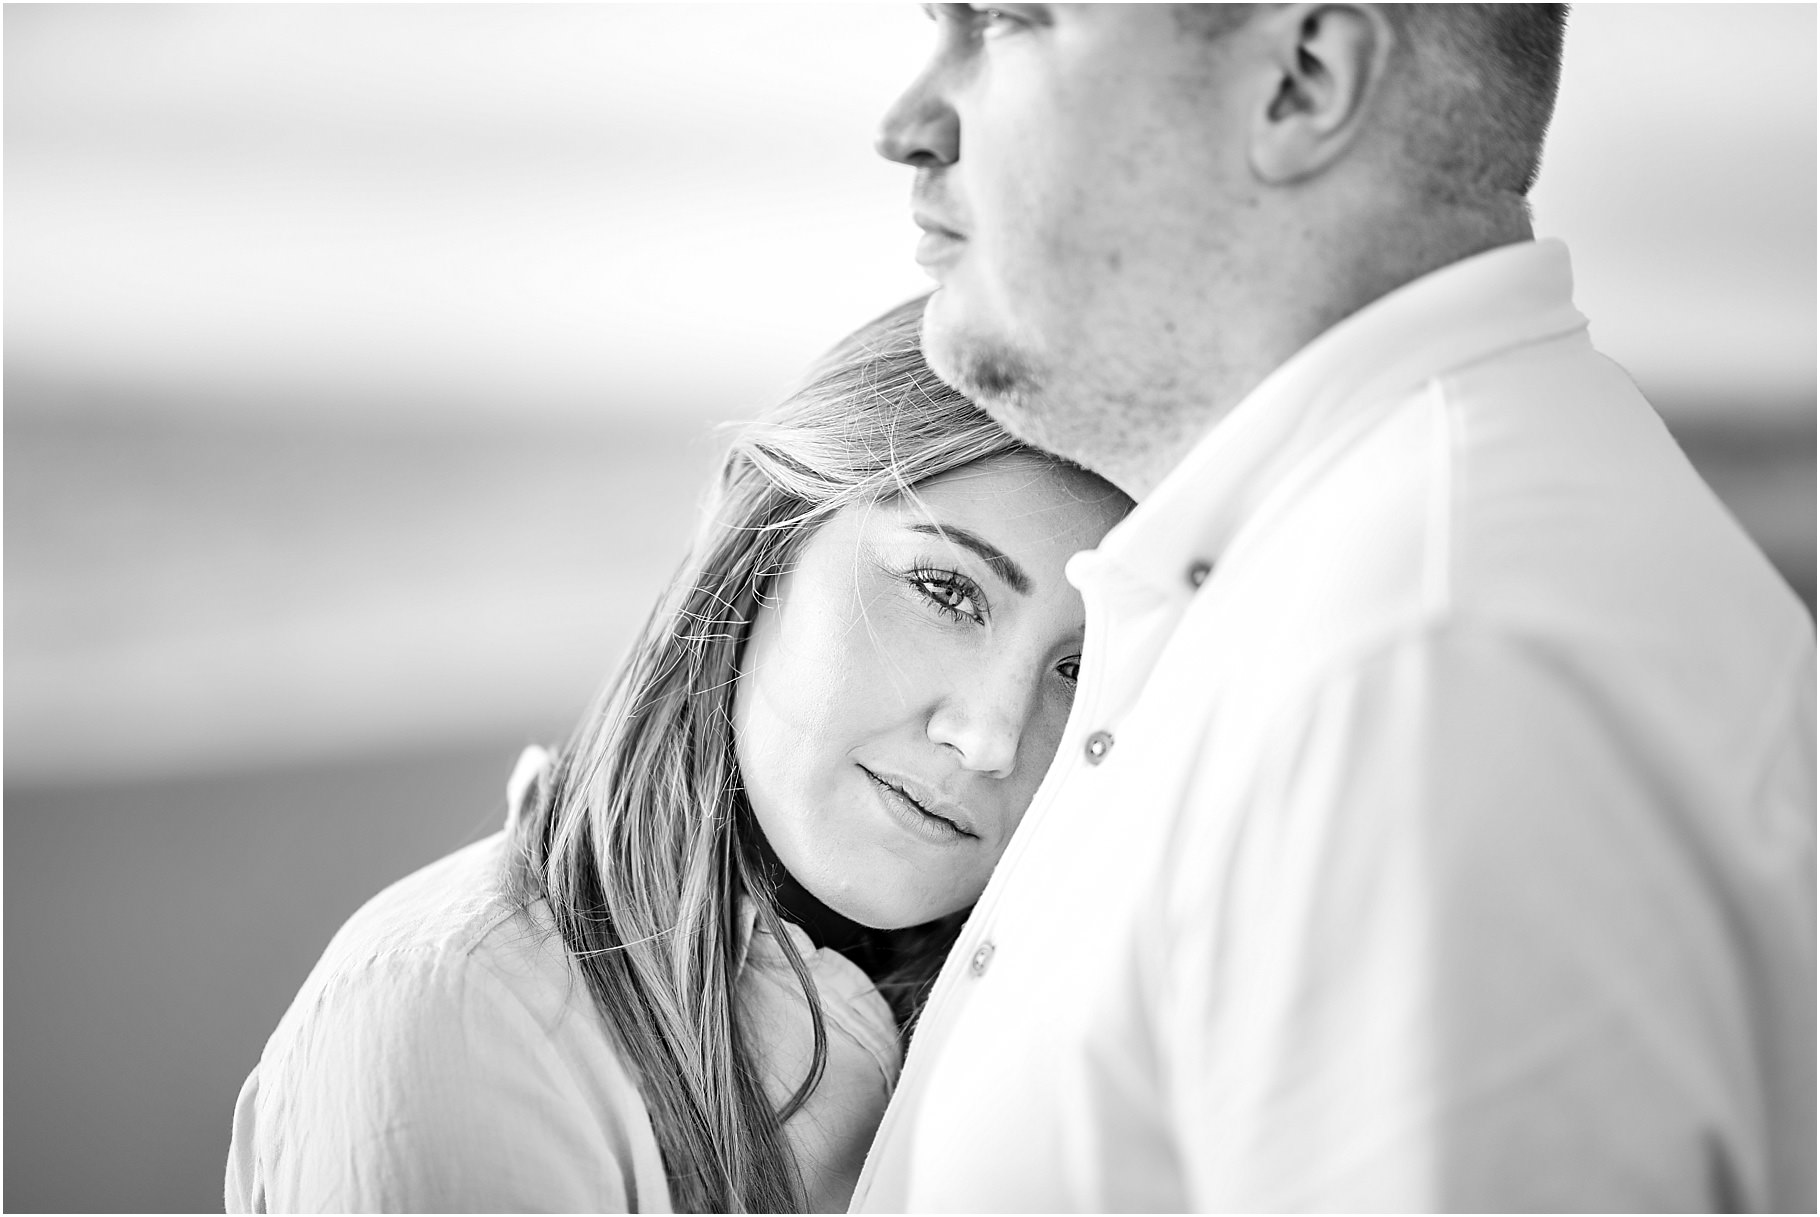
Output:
[733,453,1127,929]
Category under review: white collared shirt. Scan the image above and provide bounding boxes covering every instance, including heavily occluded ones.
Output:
[851,240,1815,1212]
[227,747,901,1213]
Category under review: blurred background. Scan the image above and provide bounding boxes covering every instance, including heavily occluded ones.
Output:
[5,4,1813,1211]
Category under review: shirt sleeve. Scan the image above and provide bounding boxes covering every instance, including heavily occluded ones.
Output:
[1157,627,1772,1211]
[257,950,631,1213]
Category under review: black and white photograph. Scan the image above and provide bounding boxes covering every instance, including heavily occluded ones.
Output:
[6,4,1814,1212]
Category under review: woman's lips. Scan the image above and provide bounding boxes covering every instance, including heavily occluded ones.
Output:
[860,765,976,842]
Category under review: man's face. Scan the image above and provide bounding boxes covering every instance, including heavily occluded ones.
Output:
[878,5,1261,469]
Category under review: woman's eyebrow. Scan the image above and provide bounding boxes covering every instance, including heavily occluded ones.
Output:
[906,521,1033,595]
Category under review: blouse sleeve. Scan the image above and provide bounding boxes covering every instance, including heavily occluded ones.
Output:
[253,949,632,1213]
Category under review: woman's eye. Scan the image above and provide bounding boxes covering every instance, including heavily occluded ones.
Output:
[1056,657,1081,683]
[911,570,985,624]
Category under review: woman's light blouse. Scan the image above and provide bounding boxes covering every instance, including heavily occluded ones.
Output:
[226,748,902,1212]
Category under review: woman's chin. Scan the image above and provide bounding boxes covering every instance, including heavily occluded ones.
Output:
[811,876,968,933]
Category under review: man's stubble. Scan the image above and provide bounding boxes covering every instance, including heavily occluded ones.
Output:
[921,296,1205,502]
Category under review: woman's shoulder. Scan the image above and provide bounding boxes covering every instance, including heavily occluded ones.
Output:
[306,746,561,989]
[278,830,579,1050]
[318,831,537,962]
[231,830,671,1212]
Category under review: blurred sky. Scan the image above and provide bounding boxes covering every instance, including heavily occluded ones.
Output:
[8,3,1814,426]
[6,3,1816,783]
[7,3,938,428]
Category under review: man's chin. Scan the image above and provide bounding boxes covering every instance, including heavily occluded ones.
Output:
[920,298,1045,434]
[919,293,1132,481]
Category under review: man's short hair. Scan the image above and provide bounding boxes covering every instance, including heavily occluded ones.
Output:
[1391,4,1570,201]
[1175,4,1569,202]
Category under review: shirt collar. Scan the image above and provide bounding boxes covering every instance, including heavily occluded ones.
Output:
[1072,238,1588,600]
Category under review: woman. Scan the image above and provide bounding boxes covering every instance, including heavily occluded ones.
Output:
[225,298,1129,1213]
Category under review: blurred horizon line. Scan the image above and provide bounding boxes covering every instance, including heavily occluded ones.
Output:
[8,363,1817,437]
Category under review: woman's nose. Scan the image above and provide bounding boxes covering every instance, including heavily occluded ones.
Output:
[875,62,959,168]
[925,662,1037,780]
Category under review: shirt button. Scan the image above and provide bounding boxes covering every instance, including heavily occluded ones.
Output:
[969,941,995,976]
[1084,730,1114,764]
[1187,559,1213,589]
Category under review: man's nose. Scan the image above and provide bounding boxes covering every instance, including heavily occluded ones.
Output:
[875,63,959,168]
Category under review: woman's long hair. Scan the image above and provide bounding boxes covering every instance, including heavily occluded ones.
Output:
[508,297,1067,1212]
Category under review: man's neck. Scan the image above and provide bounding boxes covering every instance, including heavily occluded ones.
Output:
[1116,203,1534,501]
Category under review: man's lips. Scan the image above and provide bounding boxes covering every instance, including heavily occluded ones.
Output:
[912,210,965,241]
[913,215,966,270]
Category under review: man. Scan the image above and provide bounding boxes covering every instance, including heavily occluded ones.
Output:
[856,4,1814,1211]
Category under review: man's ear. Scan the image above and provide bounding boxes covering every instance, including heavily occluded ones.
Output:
[1247,4,1393,185]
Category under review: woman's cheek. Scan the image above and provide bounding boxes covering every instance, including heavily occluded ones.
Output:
[1031,694,1072,770]
[999,680,1070,794]
[881,606,983,702]
[852,580,949,663]
[796,589,915,727]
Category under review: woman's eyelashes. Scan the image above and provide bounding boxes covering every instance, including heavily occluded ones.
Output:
[907,565,990,625]
[897,559,1083,687]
